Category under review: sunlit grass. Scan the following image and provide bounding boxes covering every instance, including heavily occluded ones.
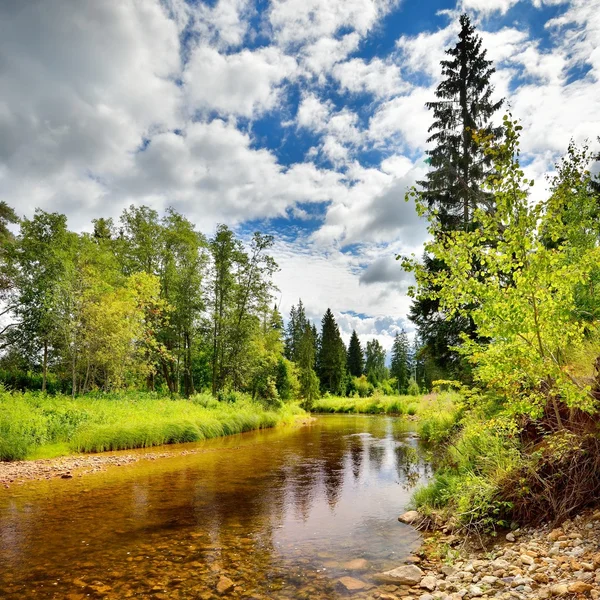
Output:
[311,392,459,419]
[0,389,305,461]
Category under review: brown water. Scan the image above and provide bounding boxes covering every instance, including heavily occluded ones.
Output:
[0,415,432,599]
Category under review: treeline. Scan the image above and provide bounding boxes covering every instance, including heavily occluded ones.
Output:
[283,300,419,402]
[0,205,289,401]
[0,205,416,405]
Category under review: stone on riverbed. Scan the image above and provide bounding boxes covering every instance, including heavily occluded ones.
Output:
[342,558,369,571]
[398,510,420,524]
[216,576,235,594]
[373,564,424,585]
[336,576,371,593]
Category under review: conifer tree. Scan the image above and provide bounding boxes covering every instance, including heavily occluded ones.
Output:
[410,13,503,380]
[297,322,320,408]
[418,13,503,230]
[284,299,307,361]
[346,330,364,377]
[390,330,410,394]
[365,339,387,386]
[317,308,347,395]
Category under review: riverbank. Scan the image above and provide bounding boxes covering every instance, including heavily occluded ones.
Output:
[311,392,459,417]
[349,509,600,600]
[0,415,315,488]
[0,389,307,462]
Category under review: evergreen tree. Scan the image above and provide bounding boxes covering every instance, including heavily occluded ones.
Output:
[418,13,503,230]
[284,299,307,361]
[390,330,410,394]
[410,13,502,379]
[346,330,364,377]
[365,339,387,386]
[317,308,346,395]
[297,322,320,408]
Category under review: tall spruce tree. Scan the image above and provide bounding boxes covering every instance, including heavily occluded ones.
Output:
[284,299,307,362]
[317,308,347,395]
[390,330,410,394]
[410,13,503,380]
[347,330,364,377]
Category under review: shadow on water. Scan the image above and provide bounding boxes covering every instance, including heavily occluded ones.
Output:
[0,415,433,599]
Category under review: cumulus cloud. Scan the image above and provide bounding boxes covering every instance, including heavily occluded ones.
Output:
[332,57,409,98]
[183,45,297,118]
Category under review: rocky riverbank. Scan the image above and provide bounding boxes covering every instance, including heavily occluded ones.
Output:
[0,448,206,488]
[335,509,600,600]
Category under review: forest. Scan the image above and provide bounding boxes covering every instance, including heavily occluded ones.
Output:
[0,203,414,401]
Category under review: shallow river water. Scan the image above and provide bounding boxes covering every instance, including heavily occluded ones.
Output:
[0,415,432,599]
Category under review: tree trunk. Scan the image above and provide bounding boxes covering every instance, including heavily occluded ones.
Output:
[42,340,48,393]
[460,41,470,231]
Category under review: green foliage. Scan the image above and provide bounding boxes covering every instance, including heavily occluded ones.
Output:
[410,13,504,379]
[407,377,420,396]
[390,330,410,393]
[0,389,305,461]
[346,330,364,377]
[311,392,457,417]
[365,339,387,386]
[317,308,347,395]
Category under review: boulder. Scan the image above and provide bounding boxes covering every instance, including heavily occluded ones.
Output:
[398,510,421,524]
[373,565,424,586]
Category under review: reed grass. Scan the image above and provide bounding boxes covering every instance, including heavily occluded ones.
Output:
[0,389,304,461]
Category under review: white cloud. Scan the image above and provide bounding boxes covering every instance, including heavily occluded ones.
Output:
[368,87,434,151]
[332,57,409,98]
[296,94,332,131]
[459,0,520,15]
[269,0,399,46]
[183,45,297,118]
[301,33,361,78]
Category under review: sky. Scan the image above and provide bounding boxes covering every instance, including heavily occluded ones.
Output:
[1,0,600,353]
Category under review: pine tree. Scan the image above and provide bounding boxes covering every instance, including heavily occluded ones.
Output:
[346,330,364,377]
[410,13,502,380]
[390,330,410,394]
[317,308,346,395]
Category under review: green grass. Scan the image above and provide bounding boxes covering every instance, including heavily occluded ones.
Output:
[0,389,305,461]
[311,392,459,419]
[412,415,522,530]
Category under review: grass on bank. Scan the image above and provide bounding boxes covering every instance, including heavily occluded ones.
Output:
[0,389,305,461]
[311,391,460,419]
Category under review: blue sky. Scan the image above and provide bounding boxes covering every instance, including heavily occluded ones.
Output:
[0,0,599,351]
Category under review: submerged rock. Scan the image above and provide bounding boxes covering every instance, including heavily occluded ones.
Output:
[373,564,424,585]
[342,559,369,571]
[216,576,235,594]
[336,576,370,593]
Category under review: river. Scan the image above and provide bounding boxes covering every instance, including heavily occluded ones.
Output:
[0,415,432,599]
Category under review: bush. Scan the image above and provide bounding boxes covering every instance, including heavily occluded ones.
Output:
[407,377,420,396]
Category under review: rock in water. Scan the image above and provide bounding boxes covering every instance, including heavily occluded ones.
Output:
[336,577,370,593]
[342,558,369,571]
[373,565,424,585]
[398,510,420,524]
[216,576,235,594]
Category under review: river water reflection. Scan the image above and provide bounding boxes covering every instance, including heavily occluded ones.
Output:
[0,415,432,599]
